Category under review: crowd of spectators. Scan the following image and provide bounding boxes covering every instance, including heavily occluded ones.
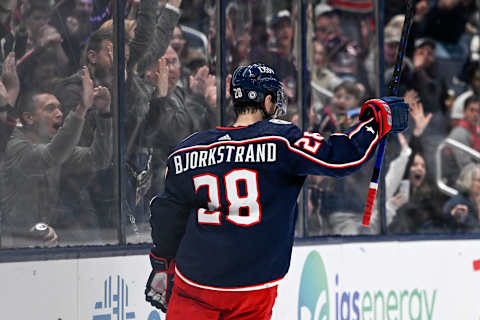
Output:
[297,0,480,236]
[0,0,479,248]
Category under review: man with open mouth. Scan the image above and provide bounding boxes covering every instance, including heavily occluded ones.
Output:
[2,67,112,248]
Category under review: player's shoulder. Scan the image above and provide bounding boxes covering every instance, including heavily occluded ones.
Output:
[174,131,201,149]
[174,130,210,149]
[268,119,293,126]
[170,128,224,154]
[261,119,302,140]
[170,119,302,156]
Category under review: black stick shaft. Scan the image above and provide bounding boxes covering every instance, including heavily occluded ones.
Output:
[362,0,416,226]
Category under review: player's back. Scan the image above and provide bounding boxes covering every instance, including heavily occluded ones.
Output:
[153,113,380,290]
[166,119,305,290]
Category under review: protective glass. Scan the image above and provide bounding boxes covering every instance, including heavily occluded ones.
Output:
[274,85,288,118]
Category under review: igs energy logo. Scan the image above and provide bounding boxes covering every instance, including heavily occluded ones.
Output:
[298,251,330,320]
[298,251,437,320]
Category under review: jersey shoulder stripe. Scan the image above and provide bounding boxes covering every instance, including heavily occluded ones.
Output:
[168,130,377,169]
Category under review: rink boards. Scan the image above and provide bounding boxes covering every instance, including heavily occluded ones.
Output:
[1,240,479,319]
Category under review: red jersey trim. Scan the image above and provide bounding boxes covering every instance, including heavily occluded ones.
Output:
[329,0,373,11]
[348,118,373,138]
[175,266,282,291]
[168,119,378,170]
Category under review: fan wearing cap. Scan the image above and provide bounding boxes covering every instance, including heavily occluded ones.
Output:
[409,37,452,184]
[450,61,480,127]
[269,9,293,59]
[145,63,409,319]
[410,37,448,116]
[313,3,361,80]
[261,9,297,103]
[314,3,338,44]
[364,20,414,95]
[327,0,373,47]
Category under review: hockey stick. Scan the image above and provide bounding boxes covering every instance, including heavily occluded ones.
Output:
[362,0,415,227]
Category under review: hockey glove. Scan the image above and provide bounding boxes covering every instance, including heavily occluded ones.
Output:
[359,96,409,138]
[145,253,175,313]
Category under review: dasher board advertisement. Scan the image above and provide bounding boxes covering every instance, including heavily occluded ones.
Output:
[273,240,480,319]
[1,240,480,319]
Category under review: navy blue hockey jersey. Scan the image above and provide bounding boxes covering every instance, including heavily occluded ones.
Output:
[150,117,379,290]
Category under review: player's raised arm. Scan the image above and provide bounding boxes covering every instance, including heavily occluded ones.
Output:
[287,97,409,177]
[144,62,409,319]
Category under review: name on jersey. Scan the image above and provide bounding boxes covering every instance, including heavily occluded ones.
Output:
[173,143,277,174]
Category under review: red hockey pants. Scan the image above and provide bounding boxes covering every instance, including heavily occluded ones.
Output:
[166,274,278,320]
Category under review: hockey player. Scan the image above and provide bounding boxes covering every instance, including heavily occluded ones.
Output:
[145,63,409,319]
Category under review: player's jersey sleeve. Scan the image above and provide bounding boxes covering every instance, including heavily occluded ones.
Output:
[285,118,379,177]
[149,164,191,260]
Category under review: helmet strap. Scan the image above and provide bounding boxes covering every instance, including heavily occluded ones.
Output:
[261,94,277,119]
[261,107,272,120]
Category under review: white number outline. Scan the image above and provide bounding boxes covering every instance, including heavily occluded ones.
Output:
[233,88,243,99]
[193,173,221,225]
[225,169,261,226]
[193,169,262,227]
[294,132,324,153]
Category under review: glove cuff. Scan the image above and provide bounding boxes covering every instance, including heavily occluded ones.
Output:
[361,99,393,138]
[364,99,392,123]
[150,252,175,273]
